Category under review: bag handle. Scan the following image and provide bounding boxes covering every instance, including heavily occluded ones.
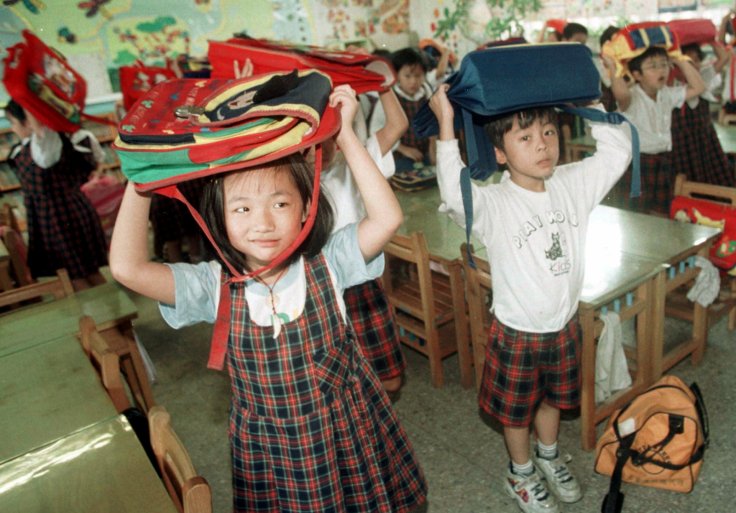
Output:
[691,382,709,448]
[601,432,635,513]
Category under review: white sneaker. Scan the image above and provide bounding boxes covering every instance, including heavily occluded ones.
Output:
[504,467,560,513]
[532,450,583,503]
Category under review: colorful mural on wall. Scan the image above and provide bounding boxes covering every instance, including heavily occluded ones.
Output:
[0,0,731,104]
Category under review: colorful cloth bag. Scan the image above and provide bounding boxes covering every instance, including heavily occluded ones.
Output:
[114,69,338,189]
[602,22,682,79]
[208,36,394,93]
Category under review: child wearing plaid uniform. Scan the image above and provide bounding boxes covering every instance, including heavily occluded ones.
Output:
[606,46,705,215]
[320,86,409,394]
[429,84,632,513]
[110,85,426,513]
[670,42,735,187]
[5,99,107,291]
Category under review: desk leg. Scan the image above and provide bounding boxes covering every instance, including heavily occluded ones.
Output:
[579,305,597,451]
[649,271,667,381]
[0,261,13,291]
[449,261,473,389]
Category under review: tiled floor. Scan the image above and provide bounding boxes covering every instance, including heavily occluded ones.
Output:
[128,285,735,513]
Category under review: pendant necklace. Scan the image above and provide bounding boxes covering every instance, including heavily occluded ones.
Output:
[254,267,289,339]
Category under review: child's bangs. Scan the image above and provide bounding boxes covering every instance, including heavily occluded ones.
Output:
[515,107,558,130]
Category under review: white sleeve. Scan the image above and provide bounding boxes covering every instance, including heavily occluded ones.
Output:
[29,128,62,169]
[158,261,222,328]
[71,129,105,165]
[435,138,492,241]
[365,133,395,179]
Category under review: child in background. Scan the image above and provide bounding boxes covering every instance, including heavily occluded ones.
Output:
[370,47,435,173]
[5,99,108,291]
[562,22,588,45]
[607,46,705,215]
[110,85,427,513]
[671,41,735,186]
[429,83,632,513]
[318,85,409,394]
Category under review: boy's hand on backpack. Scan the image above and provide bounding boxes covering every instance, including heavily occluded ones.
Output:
[429,84,456,141]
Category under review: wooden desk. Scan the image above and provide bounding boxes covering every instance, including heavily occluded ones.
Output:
[0,335,118,464]
[0,415,177,513]
[394,187,479,387]
[0,281,138,357]
[578,228,666,450]
[589,206,721,380]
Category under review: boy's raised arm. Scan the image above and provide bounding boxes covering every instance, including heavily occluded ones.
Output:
[374,88,408,156]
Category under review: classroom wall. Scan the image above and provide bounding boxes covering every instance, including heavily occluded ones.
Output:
[0,0,732,105]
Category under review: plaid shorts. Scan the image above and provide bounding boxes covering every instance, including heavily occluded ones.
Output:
[478,316,581,427]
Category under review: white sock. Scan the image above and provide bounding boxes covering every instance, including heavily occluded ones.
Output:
[537,440,558,460]
[511,459,534,476]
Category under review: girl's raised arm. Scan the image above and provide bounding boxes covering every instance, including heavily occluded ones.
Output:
[109,182,176,304]
[331,85,403,260]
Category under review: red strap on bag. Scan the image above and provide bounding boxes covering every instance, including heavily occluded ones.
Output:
[2,30,115,132]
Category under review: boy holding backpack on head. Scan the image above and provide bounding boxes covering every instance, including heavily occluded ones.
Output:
[428,64,632,511]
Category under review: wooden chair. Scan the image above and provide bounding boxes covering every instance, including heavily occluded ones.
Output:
[460,244,492,391]
[382,231,471,388]
[670,174,736,331]
[0,224,33,288]
[79,315,156,414]
[149,405,212,513]
[80,317,133,412]
[0,268,73,310]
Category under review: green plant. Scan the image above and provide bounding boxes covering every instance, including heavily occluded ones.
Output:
[433,0,542,43]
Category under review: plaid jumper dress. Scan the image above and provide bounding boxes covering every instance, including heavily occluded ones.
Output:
[670,100,735,187]
[343,280,406,382]
[226,254,427,512]
[10,134,107,279]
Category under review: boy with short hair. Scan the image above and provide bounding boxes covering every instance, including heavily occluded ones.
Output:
[429,83,632,513]
[370,47,435,173]
[607,46,705,214]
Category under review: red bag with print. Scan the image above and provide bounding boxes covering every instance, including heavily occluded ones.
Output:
[118,60,178,111]
[208,36,394,93]
[2,30,87,132]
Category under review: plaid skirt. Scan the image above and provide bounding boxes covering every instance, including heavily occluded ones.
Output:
[344,280,406,381]
[478,316,581,427]
[602,152,673,216]
[671,101,735,187]
[225,255,426,512]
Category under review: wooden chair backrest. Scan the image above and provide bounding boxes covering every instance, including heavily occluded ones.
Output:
[674,173,736,205]
[0,268,74,310]
[460,244,492,390]
[382,231,435,327]
[0,225,33,287]
[80,315,132,412]
[148,405,212,513]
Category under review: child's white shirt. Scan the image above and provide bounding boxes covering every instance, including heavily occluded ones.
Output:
[321,134,395,232]
[368,83,432,139]
[621,83,686,154]
[436,116,632,333]
[159,223,383,328]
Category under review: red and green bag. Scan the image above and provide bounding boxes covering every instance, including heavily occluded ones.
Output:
[3,30,88,132]
[208,36,394,93]
[114,68,338,189]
